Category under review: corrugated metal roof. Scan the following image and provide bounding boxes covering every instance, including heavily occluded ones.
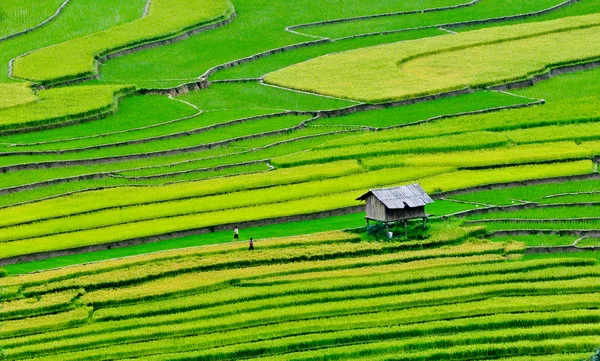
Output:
[356,183,434,209]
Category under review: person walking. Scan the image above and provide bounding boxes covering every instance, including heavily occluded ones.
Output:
[249,237,254,251]
[233,226,239,241]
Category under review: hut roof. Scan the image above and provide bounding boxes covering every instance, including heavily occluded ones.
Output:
[356,184,434,209]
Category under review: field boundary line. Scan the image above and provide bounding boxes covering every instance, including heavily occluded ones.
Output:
[0,0,72,43]
[543,190,600,199]
[284,0,481,39]
[142,0,152,17]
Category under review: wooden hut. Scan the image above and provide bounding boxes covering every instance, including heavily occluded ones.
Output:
[356,184,434,236]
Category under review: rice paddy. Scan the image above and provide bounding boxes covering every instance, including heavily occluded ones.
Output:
[1,0,600,358]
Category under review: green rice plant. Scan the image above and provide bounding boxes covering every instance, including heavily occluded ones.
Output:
[264,14,600,102]
[322,98,600,150]
[76,232,492,306]
[362,141,600,170]
[10,305,600,360]
[0,0,66,38]
[467,206,600,221]
[0,0,147,82]
[21,290,600,360]
[271,131,508,167]
[0,289,80,320]
[417,161,593,193]
[459,0,600,32]
[13,317,600,360]
[97,0,463,88]
[178,82,354,111]
[541,193,600,204]
[87,263,598,327]
[484,220,600,231]
[0,83,37,109]
[0,307,91,339]
[299,0,566,39]
[211,29,446,81]
[23,231,360,293]
[74,237,485,305]
[243,335,600,361]
[16,278,599,358]
[449,178,600,206]
[117,131,354,178]
[0,94,199,145]
[311,90,532,128]
[11,0,235,84]
[93,254,506,320]
[490,235,579,247]
[0,166,450,241]
[0,161,362,228]
[0,84,133,130]
[0,113,310,165]
[577,238,600,247]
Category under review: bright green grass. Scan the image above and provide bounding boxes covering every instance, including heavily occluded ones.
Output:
[427,200,477,216]
[578,238,600,247]
[0,85,132,130]
[271,131,509,168]
[1,109,274,153]
[0,94,198,145]
[96,0,465,88]
[521,251,600,263]
[2,213,367,275]
[298,0,565,39]
[311,90,532,128]
[0,0,65,38]
[321,97,600,149]
[490,235,578,247]
[210,29,445,81]
[0,0,147,82]
[467,206,600,221]
[0,131,354,195]
[0,82,351,152]
[362,140,600,170]
[450,179,600,205]
[178,82,355,111]
[265,14,600,102]
[0,114,311,168]
[541,193,600,204]
[11,0,234,84]
[515,65,600,102]
[484,220,600,231]
[457,0,600,32]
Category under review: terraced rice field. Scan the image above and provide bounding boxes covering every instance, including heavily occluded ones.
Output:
[1,0,600,358]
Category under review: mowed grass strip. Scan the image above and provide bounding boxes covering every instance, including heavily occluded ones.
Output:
[265,13,600,102]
